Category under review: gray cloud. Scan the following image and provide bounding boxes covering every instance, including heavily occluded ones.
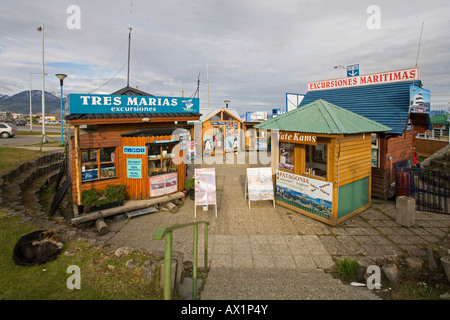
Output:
[0,0,449,114]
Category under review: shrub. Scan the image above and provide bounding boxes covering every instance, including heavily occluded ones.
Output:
[184,178,195,190]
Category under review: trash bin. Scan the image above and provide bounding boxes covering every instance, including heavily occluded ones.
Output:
[395,170,410,197]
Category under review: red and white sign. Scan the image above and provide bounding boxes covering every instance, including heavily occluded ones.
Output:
[308,68,419,91]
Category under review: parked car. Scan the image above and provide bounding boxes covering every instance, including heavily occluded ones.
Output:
[16,119,27,126]
[0,122,17,138]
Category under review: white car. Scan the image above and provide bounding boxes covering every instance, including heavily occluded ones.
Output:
[39,120,60,125]
[0,122,17,138]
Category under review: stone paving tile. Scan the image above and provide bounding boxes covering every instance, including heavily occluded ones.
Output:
[103,153,450,300]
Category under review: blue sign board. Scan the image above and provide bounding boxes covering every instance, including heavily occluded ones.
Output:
[67,94,199,114]
[123,146,146,155]
[409,86,431,114]
[347,64,359,77]
[127,158,142,179]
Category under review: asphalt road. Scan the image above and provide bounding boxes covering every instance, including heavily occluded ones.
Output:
[0,124,70,146]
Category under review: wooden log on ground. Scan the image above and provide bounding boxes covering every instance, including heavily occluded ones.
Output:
[71,191,185,225]
[163,201,178,213]
[95,218,109,235]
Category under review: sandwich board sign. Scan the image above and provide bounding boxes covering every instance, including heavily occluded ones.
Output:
[194,168,217,218]
[245,167,275,208]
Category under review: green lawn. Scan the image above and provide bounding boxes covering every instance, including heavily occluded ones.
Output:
[0,147,162,300]
[0,147,46,175]
[0,212,161,299]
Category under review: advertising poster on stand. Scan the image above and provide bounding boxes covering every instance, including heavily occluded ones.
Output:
[276,171,332,217]
[194,168,216,206]
[246,167,274,208]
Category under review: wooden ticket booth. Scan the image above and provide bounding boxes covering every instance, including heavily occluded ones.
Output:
[200,108,243,155]
[255,99,391,226]
[65,89,200,215]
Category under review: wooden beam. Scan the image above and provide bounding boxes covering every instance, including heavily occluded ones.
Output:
[74,125,82,207]
[67,116,200,126]
[71,191,185,225]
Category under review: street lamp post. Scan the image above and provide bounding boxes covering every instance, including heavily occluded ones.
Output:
[334,65,345,78]
[29,72,47,132]
[37,24,46,142]
[55,74,67,145]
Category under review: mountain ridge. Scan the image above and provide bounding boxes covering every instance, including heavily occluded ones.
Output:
[0,90,64,115]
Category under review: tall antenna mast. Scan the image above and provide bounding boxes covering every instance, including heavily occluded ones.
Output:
[403,22,424,137]
[206,57,210,108]
[127,0,133,87]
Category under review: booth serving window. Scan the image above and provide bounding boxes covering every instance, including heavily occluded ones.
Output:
[81,147,116,181]
[371,133,379,168]
[147,142,177,176]
[279,142,295,171]
[305,143,327,178]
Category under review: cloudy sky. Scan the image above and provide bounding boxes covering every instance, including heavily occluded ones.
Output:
[1,0,449,113]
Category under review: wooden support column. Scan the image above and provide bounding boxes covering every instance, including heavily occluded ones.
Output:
[74,125,82,208]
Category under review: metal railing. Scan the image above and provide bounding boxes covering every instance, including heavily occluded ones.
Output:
[396,167,449,214]
[153,221,209,300]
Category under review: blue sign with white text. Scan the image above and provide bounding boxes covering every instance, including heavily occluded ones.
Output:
[67,94,199,114]
[127,158,142,179]
[123,146,146,155]
[347,64,359,77]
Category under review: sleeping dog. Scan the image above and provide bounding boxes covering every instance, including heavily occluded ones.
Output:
[13,230,63,266]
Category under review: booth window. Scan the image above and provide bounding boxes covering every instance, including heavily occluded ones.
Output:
[81,147,116,181]
[305,144,327,178]
[371,133,379,168]
[279,143,295,171]
[148,142,177,176]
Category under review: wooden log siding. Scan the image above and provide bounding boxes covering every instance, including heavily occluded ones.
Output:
[334,134,372,187]
[120,135,187,200]
[70,124,188,206]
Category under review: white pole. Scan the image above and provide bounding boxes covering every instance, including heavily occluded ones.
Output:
[38,24,46,142]
[29,73,32,132]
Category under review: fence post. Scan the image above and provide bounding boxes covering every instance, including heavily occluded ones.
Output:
[163,231,173,300]
[193,224,198,300]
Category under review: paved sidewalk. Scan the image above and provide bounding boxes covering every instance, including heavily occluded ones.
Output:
[103,152,450,300]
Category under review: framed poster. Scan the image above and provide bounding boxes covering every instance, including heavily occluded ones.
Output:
[275,170,333,217]
[150,172,177,197]
[194,168,217,217]
[246,167,275,208]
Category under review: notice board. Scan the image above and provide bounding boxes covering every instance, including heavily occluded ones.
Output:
[246,167,275,208]
[194,168,217,217]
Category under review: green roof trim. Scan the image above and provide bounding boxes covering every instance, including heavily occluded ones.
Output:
[430,114,450,125]
[255,99,392,134]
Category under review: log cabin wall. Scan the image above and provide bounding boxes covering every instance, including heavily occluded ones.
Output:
[70,122,187,206]
[371,130,415,198]
[334,133,371,187]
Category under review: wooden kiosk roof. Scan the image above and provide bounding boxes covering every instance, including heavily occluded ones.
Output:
[255,99,391,135]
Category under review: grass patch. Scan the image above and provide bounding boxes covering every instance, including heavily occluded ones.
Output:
[334,258,359,282]
[17,131,60,136]
[0,147,46,175]
[0,211,161,300]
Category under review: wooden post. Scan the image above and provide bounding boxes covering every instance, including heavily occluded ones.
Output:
[95,218,109,235]
[163,201,178,213]
[74,125,82,208]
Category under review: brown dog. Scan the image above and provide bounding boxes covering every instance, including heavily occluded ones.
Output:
[13,230,63,266]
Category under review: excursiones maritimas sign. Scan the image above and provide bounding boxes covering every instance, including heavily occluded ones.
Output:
[67,94,199,114]
[308,68,419,91]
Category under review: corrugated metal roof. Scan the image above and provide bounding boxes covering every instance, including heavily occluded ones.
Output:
[255,99,391,134]
[298,80,430,134]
